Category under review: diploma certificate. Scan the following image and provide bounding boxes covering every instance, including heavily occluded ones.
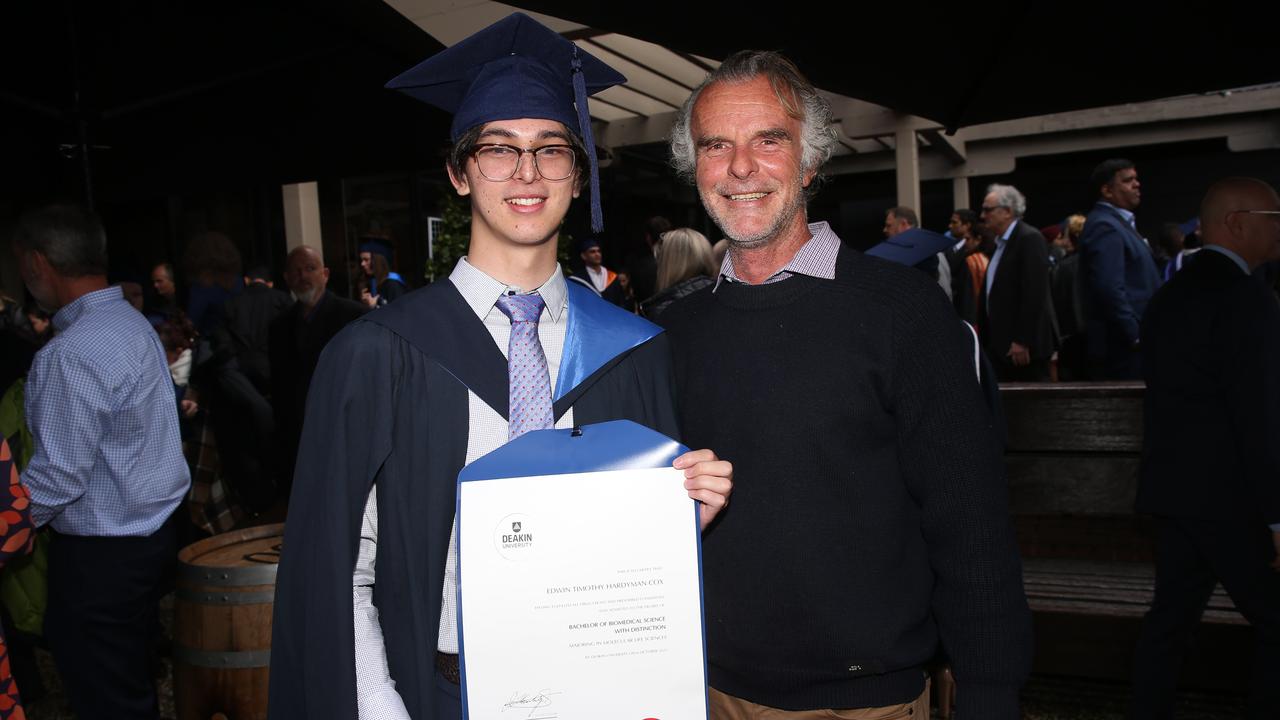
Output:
[458,466,707,720]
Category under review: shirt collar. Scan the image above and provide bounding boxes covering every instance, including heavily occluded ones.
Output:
[1100,201,1136,226]
[997,218,1019,245]
[52,286,123,332]
[449,256,568,322]
[1201,244,1250,275]
[715,220,841,289]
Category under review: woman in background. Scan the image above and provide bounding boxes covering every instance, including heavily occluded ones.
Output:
[640,228,717,320]
[1051,214,1088,380]
[358,240,408,309]
[948,208,992,328]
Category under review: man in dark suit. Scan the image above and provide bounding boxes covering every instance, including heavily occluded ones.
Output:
[208,264,293,512]
[268,246,366,500]
[1079,158,1161,379]
[219,264,292,394]
[979,183,1055,381]
[1132,177,1280,720]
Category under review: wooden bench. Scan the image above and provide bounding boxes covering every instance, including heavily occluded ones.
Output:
[1000,383,1252,692]
[931,383,1251,716]
[1022,557,1250,692]
[1023,558,1244,625]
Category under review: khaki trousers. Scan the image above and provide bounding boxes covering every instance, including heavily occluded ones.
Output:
[708,681,930,720]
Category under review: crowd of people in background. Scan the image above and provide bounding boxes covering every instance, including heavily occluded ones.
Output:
[1,71,1278,720]
[0,225,405,715]
[848,157,1280,384]
[1,157,1274,554]
[531,156,1263,394]
[6,158,1251,444]
[562,156,1280,393]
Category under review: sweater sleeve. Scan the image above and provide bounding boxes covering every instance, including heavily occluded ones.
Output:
[888,277,1032,719]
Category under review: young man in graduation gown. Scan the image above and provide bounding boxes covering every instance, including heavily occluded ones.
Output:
[267,14,732,720]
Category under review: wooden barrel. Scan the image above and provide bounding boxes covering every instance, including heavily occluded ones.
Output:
[174,523,283,720]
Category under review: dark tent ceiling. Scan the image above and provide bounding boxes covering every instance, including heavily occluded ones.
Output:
[1,0,452,205]
[5,1,1279,208]
[507,1,1280,130]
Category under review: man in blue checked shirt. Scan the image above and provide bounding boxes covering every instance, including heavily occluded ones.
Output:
[13,205,189,720]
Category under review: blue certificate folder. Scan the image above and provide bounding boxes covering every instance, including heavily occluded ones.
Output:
[458,419,687,483]
[456,419,710,719]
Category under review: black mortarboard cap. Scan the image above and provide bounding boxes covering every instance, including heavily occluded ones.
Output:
[865,228,955,267]
[386,13,626,234]
[359,238,393,261]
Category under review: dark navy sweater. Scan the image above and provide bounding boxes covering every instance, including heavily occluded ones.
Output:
[660,246,1031,718]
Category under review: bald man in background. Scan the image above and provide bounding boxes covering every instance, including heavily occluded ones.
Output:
[268,246,365,501]
[1132,177,1280,720]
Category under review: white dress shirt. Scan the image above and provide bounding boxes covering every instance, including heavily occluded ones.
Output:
[585,264,609,292]
[985,218,1020,301]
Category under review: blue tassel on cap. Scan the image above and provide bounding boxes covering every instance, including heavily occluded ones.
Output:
[572,47,604,235]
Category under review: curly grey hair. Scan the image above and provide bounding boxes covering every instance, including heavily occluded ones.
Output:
[669,51,838,195]
[986,183,1028,218]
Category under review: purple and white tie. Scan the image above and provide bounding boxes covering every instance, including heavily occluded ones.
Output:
[495,292,554,440]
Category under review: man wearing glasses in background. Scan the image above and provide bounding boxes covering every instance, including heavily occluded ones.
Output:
[1132,177,1280,720]
[266,14,731,720]
[979,183,1055,381]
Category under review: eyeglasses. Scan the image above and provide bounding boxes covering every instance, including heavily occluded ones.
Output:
[1228,210,1280,218]
[980,205,1006,214]
[471,143,577,182]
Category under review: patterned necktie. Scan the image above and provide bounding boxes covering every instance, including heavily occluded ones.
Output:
[495,292,554,440]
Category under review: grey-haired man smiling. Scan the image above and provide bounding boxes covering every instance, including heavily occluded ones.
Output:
[659,50,1031,720]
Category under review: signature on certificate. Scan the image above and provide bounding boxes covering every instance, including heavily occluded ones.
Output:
[502,689,562,718]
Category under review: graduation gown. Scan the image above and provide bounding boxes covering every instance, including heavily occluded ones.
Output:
[267,279,679,720]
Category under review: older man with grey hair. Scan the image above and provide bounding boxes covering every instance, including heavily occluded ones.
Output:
[14,205,189,719]
[659,50,1031,719]
[979,183,1055,380]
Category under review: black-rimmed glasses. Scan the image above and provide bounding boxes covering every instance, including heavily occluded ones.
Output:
[471,143,576,181]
